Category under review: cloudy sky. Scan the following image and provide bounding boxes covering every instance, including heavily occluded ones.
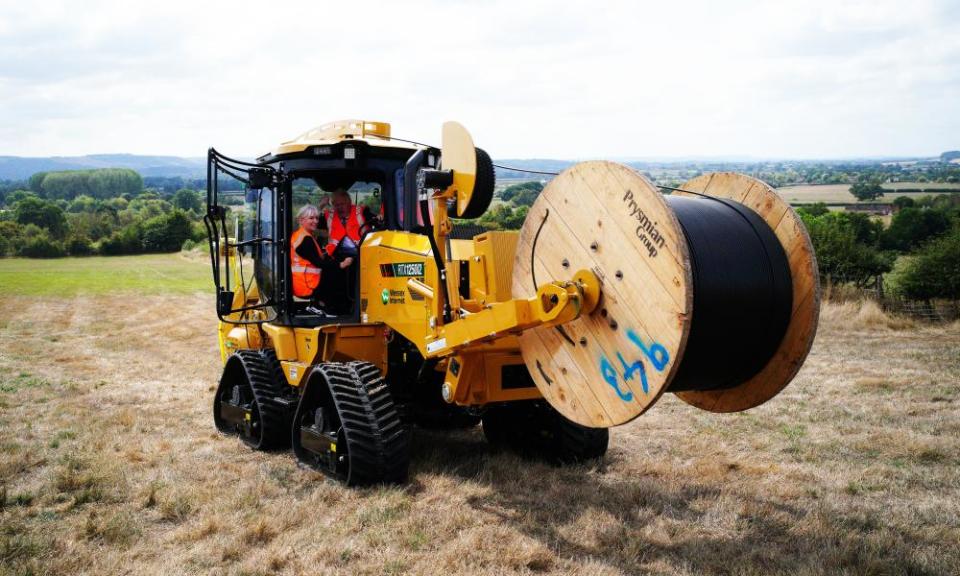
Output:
[0,0,958,159]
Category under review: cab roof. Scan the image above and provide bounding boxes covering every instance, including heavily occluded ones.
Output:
[267,119,421,157]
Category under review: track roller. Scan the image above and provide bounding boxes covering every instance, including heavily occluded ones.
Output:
[292,361,410,486]
[482,400,609,464]
[213,350,291,450]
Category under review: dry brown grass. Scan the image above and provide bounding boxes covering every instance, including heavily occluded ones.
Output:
[1,294,959,575]
[820,299,918,332]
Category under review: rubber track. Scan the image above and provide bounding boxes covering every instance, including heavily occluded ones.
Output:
[234,350,289,450]
[320,361,410,485]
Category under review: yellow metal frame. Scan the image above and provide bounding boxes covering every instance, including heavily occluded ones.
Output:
[219,120,603,410]
[271,119,413,156]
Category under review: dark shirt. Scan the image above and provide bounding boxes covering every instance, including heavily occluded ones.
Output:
[294,234,325,268]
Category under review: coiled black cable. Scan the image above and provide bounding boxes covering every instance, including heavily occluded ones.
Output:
[665,196,793,392]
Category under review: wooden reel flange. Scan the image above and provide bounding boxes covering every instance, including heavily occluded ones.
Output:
[512,161,693,427]
[512,163,819,427]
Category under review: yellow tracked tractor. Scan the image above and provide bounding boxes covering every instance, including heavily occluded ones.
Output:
[205,120,819,485]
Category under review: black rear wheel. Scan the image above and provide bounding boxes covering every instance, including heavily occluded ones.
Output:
[292,361,410,486]
[453,147,495,219]
[482,400,608,464]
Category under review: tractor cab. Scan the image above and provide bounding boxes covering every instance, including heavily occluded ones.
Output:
[205,120,442,328]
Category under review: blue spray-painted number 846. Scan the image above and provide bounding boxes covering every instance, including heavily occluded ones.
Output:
[600,329,670,402]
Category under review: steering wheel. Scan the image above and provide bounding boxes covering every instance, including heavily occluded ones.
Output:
[359,215,383,237]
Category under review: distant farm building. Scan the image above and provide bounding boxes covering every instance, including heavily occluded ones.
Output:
[845,203,893,216]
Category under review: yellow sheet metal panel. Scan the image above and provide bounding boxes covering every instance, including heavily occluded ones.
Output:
[294,328,322,364]
[447,352,541,406]
[262,324,297,360]
[483,352,542,403]
[281,361,309,387]
[360,230,433,353]
[318,324,387,375]
[218,323,263,363]
[476,231,519,302]
[448,238,474,260]
[269,119,418,155]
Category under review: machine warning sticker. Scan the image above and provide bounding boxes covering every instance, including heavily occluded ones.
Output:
[426,338,447,354]
[380,262,425,277]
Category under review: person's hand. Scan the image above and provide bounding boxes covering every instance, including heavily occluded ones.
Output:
[339,257,354,269]
[318,195,331,208]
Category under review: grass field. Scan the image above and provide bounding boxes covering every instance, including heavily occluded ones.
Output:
[1,256,959,575]
[0,253,210,296]
[775,182,960,204]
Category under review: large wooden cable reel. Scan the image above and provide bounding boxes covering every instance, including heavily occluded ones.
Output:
[512,163,819,428]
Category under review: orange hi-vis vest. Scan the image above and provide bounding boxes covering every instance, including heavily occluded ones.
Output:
[290,228,322,297]
[324,206,366,257]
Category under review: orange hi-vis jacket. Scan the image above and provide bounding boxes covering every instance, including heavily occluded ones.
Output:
[290,228,322,297]
[324,206,366,257]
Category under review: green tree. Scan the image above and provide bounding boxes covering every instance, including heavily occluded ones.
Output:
[801,212,893,287]
[477,204,529,230]
[881,207,952,251]
[0,221,22,245]
[501,181,544,207]
[17,230,65,258]
[898,226,960,300]
[35,168,143,200]
[141,210,194,252]
[28,172,47,193]
[15,197,68,238]
[67,211,115,241]
[6,190,36,205]
[171,188,202,213]
[65,235,95,256]
[840,211,884,245]
[849,180,885,201]
[125,195,170,220]
[797,202,829,217]
[99,225,143,255]
[67,195,98,213]
[892,196,915,210]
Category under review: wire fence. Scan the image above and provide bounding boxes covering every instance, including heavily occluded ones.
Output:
[824,283,959,323]
[879,297,960,323]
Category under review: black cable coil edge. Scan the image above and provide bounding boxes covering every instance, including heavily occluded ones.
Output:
[665,195,793,392]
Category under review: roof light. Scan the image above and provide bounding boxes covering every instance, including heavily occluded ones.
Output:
[344,147,356,160]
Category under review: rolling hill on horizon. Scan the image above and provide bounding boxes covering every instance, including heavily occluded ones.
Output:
[0,154,208,180]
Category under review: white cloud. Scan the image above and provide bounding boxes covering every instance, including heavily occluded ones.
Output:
[0,0,957,158]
